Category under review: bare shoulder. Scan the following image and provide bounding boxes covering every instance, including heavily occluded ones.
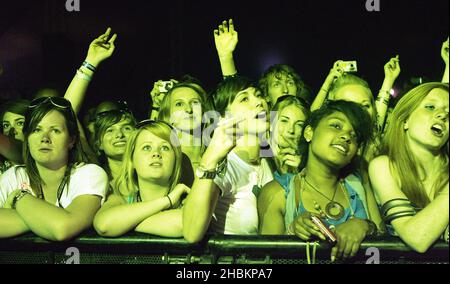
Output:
[258,180,286,212]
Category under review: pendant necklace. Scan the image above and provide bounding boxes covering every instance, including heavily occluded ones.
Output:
[302,175,346,221]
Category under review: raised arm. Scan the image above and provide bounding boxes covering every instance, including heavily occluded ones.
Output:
[442,37,449,84]
[183,117,241,243]
[375,56,400,131]
[369,156,449,253]
[64,27,117,114]
[310,61,344,111]
[214,19,239,78]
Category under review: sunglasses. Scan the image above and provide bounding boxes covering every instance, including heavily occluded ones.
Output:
[135,119,175,130]
[29,97,72,109]
[93,101,133,122]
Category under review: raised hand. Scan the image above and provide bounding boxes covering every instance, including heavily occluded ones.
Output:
[384,55,401,84]
[442,37,449,66]
[150,79,178,109]
[85,27,118,67]
[214,19,239,58]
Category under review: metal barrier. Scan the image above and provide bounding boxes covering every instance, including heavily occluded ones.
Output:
[0,231,448,264]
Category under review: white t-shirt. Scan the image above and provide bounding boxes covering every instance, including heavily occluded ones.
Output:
[211,151,274,235]
[0,164,108,208]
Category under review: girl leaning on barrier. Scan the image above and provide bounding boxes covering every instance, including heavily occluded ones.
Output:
[183,76,274,242]
[369,82,449,253]
[94,120,189,237]
[0,97,108,241]
[258,100,379,262]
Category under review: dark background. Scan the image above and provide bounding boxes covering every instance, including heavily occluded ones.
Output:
[0,0,448,120]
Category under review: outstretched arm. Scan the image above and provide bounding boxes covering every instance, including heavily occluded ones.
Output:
[442,37,449,83]
[311,61,344,111]
[375,56,400,131]
[214,19,239,78]
[369,156,449,253]
[64,27,117,114]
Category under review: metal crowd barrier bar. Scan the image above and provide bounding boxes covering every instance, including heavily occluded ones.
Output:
[0,231,448,264]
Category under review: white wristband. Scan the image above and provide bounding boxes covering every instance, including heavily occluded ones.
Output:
[76,69,92,82]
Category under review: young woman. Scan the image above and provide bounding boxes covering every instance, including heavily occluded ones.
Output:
[183,76,274,242]
[158,82,214,186]
[369,82,449,253]
[94,121,189,237]
[0,100,29,173]
[269,96,310,179]
[0,97,108,241]
[93,109,136,186]
[258,100,378,262]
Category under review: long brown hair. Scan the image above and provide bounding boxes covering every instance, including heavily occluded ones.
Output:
[381,83,449,208]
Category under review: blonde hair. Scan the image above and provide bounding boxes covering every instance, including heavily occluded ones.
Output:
[381,82,449,208]
[113,121,182,199]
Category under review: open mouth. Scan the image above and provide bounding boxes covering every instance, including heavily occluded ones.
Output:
[113,141,127,147]
[331,143,349,155]
[255,111,267,120]
[150,162,163,167]
[431,123,445,137]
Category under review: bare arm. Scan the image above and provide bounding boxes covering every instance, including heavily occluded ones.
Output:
[258,180,286,235]
[369,156,449,253]
[0,209,30,238]
[64,28,117,114]
[214,19,238,77]
[441,37,449,83]
[311,61,344,111]
[14,194,102,241]
[135,209,184,237]
[375,56,400,131]
[94,194,171,237]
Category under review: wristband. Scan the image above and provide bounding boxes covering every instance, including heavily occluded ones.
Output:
[76,69,92,82]
[82,61,97,72]
[12,190,30,209]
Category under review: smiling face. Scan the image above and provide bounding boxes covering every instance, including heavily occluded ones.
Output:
[169,87,203,131]
[100,118,135,161]
[267,73,298,105]
[305,111,359,169]
[28,110,74,169]
[273,105,307,149]
[333,85,375,121]
[132,129,175,185]
[405,88,449,151]
[226,87,270,135]
[2,112,25,141]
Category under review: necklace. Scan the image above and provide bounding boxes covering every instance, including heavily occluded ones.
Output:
[302,175,346,221]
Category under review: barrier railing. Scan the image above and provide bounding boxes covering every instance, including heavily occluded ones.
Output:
[0,231,448,264]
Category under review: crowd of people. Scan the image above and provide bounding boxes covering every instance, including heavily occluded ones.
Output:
[0,20,449,262]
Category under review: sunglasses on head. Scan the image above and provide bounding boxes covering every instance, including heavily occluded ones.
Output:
[29,97,72,109]
[93,101,133,122]
[135,119,175,130]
